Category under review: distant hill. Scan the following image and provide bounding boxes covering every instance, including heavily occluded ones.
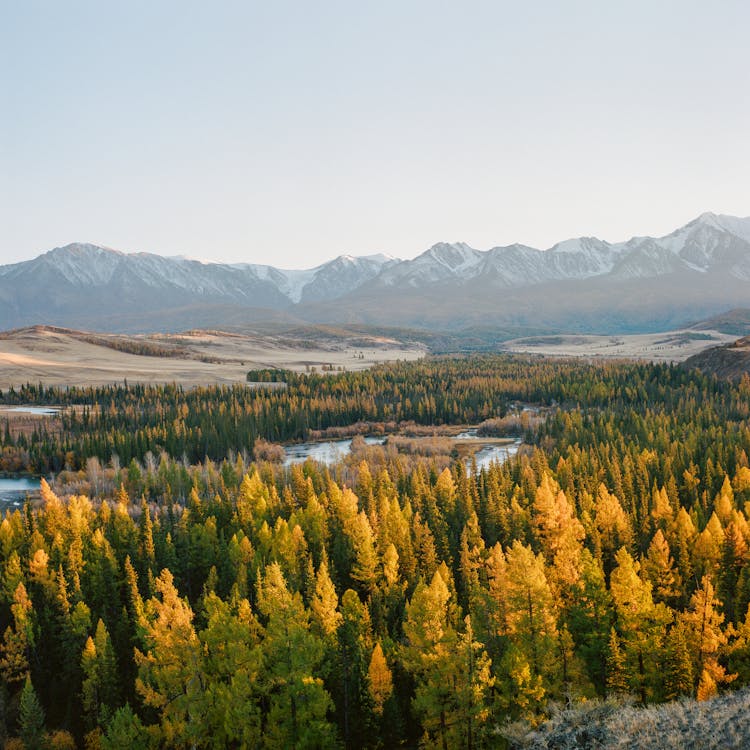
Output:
[2,212,750,333]
[0,325,425,389]
[690,308,750,336]
[683,336,750,381]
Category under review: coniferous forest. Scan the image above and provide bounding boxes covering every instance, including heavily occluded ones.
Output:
[2,356,750,747]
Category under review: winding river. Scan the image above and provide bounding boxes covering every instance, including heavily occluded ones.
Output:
[283,431,521,470]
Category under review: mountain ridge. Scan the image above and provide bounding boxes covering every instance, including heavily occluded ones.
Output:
[2,212,749,333]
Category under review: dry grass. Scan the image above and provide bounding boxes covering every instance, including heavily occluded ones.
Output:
[385,435,456,456]
[502,329,739,363]
[502,689,750,749]
[0,326,425,389]
[476,412,546,436]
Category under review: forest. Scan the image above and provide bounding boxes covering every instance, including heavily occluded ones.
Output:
[2,355,750,747]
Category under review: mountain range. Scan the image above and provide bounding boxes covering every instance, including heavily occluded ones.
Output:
[2,212,749,334]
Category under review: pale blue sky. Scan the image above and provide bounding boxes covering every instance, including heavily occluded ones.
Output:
[2,1,749,267]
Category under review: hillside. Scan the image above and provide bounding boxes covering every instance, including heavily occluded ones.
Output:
[504,689,750,749]
[502,328,736,361]
[690,308,750,336]
[683,336,750,381]
[0,325,424,389]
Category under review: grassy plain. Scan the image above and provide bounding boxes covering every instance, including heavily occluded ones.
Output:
[502,328,738,361]
[0,325,426,389]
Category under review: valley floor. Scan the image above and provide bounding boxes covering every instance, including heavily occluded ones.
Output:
[0,326,425,388]
[502,328,739,361]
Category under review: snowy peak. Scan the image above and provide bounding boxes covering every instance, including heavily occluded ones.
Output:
[543,237,618,278]
[248,252,399,303]
[375,242,484,287]
[297,252,398,303]
[650,213,750,273]
[691,212,750,244]
[422,242,483,272]
[37,243,124,286]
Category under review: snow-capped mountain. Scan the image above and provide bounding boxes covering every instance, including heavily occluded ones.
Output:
[241,253,398,303]
[0,243,398,331]
[370,212,750,291]
[2,212,750,333]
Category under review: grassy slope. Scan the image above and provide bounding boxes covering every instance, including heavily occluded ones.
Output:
[503,689,750,749]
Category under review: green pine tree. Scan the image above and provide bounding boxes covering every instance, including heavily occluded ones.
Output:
[19,675,46,750]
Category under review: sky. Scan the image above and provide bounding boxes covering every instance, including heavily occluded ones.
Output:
[2,1,749,268]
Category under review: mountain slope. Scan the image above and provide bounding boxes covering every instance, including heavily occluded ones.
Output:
[1,212,749,333]
[683,336,750,381]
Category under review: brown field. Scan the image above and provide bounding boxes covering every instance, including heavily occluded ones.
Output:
[502,328,739,362]
[0,326,426,389]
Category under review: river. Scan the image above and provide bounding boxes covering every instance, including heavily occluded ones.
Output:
[3,406,59,415]
[0,477,41,506]
[283,431,521,470]
[283,437,386,466]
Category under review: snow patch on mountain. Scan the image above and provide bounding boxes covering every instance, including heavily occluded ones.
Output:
[38,244,124,286]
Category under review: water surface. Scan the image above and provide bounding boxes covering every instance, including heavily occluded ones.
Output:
[0,477,41,506]
[283,437,386,466]
[283,432,521,471]
[5,406,59,416]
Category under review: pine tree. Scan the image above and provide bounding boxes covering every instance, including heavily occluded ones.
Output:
[609,547,671,703]
[19,675,45,750]
[0,583,35,689]
[485,543,509,653]
[566,549,613,695]
[496,644,545,720]
[662,624,693,701]
[257,563,336,748]
[100,704,150,750]
[196,593,263,747]
[134,569,202,746]
[679,575,735,697]
[605,628,629,696]
[642,529,680,605]
[403,579,493,750]
[532,475,585,594]
[668,507,696,595]
[80,637,98,730]
[447,616,494,750]
[310,556,342,639]
[331,589,375,749]
[594,485,632,575]
[718,521,748,625]
[350,512,378,597]
[503,541,558,686]
[458,513,486,624]
[693,512,724,581]
[138,499,156,573]
[81,620,119,730]
[367,642,393,716]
